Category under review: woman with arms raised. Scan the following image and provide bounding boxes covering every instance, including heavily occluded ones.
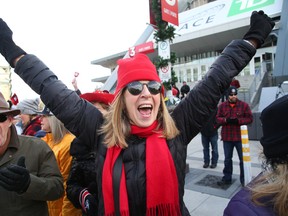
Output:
[0,10,274,215]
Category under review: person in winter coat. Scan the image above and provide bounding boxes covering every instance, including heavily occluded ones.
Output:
[216,86,253,186]
[0,92,63,216]
[200,108,219,169]
[67,90,114,216]
[17,98,45,137]
[224,95,288,216]
[0,10,274,216]
[180,81,190,99]
[38,106,82,216]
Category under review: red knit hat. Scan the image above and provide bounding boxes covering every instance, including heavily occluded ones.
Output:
[80,90,114,105]
[114,53,161,96]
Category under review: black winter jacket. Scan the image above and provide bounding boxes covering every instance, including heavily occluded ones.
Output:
[66,138,98,215]
[14,40,256,215]
[66,136,99,215]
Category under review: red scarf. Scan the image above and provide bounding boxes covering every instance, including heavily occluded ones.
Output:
[102,121,181,216]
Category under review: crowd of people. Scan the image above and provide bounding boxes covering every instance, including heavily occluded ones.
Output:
[0,9,280,216]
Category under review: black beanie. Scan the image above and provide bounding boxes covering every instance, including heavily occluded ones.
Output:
[228,86,238,95]
[260,95,288,159]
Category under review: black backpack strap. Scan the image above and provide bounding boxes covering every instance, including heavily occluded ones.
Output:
[113,150,123,216]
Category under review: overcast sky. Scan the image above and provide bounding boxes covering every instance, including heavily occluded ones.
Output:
[0,0,150,100]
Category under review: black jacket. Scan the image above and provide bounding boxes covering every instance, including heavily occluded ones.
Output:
[66,151,98,215]
[15,40,256,215]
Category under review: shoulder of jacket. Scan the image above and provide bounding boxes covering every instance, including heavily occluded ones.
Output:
[19,135,49,146]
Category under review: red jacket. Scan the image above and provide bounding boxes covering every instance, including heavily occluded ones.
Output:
[22,115,42,136]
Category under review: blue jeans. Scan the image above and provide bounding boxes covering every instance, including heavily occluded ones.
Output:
[201,133,219,165]
[222,141,244,184]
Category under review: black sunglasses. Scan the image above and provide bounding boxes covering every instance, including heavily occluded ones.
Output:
[126,81,161,96]
[0,114,8,123]
[229,93,237,96]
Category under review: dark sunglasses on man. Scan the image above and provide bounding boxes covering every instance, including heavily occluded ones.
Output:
[0,114,8,123]
[126,81,161,96]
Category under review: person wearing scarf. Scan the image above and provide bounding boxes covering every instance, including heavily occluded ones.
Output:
[102,121,180,215]
[0,10,274,216]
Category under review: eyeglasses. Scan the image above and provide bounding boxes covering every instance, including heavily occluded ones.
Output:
[126,81,161,96]
[0,114,8,123]
[229,93,237,96]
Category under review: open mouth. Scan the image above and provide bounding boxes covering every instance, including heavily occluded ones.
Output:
[138,104,153,116]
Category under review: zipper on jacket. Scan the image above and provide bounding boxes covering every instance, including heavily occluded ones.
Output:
[131,140,142,207]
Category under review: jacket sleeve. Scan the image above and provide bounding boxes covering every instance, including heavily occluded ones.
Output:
[66,155,98,210]
[66,158,84,209]
[172,40,256,145]
[13,54,104,138]
[216,103,227,125]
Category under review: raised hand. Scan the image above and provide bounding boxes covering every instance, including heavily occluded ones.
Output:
[0,18,26,67]
[243,10,275,48]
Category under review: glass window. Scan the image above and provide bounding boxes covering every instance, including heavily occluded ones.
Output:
[201,65,206,79]
[254,57,261,75]
[179,70,184,83]
[187,69,192,82]
[242,64,250,76]
[193,68,198,81]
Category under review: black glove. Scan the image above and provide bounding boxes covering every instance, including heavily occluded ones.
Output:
[87,182,97,194]
[243,10,275,48]
[79,188,97,216]
[0,18,26,67]
[226,118,239,125]
[0,156,31,193]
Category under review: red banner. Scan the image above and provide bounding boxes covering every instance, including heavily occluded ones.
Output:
[161,0,179,26]
[10,93,19,105]
[129,41,155,57]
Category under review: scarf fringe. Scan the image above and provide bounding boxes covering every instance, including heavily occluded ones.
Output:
[146,203,181,216]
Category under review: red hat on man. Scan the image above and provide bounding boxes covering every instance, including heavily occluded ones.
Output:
[80,90,114,105]
[114,53,161,96]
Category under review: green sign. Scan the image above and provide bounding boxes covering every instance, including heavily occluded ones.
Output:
[228,0,275,16]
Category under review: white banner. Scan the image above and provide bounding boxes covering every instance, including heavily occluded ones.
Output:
[159,62,171,82]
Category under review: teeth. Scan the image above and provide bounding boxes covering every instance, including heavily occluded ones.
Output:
[139,104,152,109]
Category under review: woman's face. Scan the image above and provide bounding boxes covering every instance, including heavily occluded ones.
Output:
[124,81,161,127]
[40,116,51,132]
[19,114,30,127]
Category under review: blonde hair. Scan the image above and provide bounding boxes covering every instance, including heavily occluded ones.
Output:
[250,157,288,216]
[47,116,70,145]
[100,89,179,148]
